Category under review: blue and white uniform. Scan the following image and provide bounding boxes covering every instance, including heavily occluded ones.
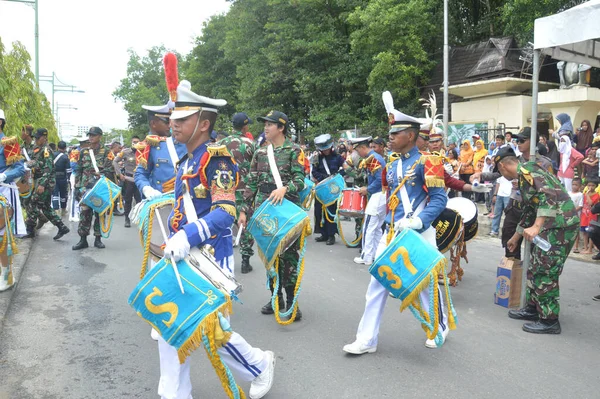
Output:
[134,135,187,194]
[358,149,387,263]
[0,132,26,236]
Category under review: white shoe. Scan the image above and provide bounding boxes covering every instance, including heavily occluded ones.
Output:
[353,257,372,266]
[0,279,14,292]
[249,350,276,399]
[342,340,377,355]
[150,328,159,341]
[425,327,450,349]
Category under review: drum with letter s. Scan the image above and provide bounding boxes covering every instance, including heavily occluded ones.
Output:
[446,197,478,242]
[314,174,345,206]
[338,188,366,218]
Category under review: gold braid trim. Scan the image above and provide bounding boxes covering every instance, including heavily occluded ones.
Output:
[421,154,445,188]
[206,144,232,157]
[145,135,164,147]
[212,204,237,219]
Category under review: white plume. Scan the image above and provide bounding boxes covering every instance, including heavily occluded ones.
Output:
[382,91,395,115]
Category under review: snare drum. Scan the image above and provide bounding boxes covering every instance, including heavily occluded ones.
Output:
[188,246,242,298]
[81,176,122,215]
[432,208,463,253]
[338,188,366,218]
[247,198,311,269]
[16,171,32,198]
[447,197,478,242]
[298,177,315,211]
[314,174,345,206]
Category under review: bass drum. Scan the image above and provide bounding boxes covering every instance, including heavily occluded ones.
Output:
[446,197,478,242]
[432,208,463,253]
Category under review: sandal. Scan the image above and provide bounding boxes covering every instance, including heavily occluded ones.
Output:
[574,249,580,253]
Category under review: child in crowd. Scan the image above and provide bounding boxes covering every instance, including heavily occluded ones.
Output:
[483,156,495,215]
[581,179,600,254]
[582,148,599,180]
[569,178,584,253]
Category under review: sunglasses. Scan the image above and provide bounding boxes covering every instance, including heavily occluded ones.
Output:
[517,138,528,144]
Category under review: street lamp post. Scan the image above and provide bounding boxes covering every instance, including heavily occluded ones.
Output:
[2,0,39,84]
[40,72,84,121]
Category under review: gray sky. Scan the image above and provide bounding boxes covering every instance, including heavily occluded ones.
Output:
[0,0,230,137]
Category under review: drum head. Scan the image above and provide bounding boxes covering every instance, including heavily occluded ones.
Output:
[446,197,477,223]
[433,208,463,253]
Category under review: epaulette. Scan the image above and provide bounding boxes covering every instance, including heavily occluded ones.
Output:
[198,144,237,189]
[145,135,167,147]
[69,149,80,162]
[43,147,50,158]
[388,152,401,164]
[297,148,306,168]
[135,142,150,168]
[420,154,445,188]
[1,136,24,165]
[107,151,115,161]
[520,166,534,185]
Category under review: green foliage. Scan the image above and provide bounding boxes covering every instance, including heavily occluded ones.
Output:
[0,39,58,143]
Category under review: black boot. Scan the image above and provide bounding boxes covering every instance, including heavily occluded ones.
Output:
[22,225,36,239]
[241,255,253,274]
[326,236,335,246]
[261,284,284,315]
[592,252,600,261]
[94,236,105,249]
[72,236,89,250]
[53,223,70,241]
[508,304,539,321]
[285,287,302,322]
[315,235,328,242]
[35,215,48,230]
[522,319,561,334]
[124,217,131,228]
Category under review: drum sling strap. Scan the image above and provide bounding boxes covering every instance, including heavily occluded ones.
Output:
[87,149,118,238]
[265,143,306,325]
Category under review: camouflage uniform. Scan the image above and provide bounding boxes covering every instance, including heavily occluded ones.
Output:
[516,161,579,320]
[75,145,109,237]
[25,144,63,230]
[104,150,117,183]
[219,131,256,260]
[344,156,367,239]
[242,138,306,289]
[20,142,35,221]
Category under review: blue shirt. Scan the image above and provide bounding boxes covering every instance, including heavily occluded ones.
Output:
[168,141,238,266]
[0,133,25,183]
[135,135,187,193]
[312,150,346,182]
[366,150,385,195]
[384,146,447,231]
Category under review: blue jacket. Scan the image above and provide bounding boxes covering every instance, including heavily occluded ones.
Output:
[168,141,238,271]
[366,150,385,195]
[312,150,346,182]
[0,133,25,183]
[384,146,447,231]
[135,135,187,193]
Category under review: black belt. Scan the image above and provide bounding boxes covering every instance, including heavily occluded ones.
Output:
[125,172,134,177]
[259,183,277,194]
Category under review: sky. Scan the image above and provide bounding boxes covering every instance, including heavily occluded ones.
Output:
[0,0,231,138]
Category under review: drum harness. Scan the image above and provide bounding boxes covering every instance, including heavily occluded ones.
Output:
[86,149,120,238]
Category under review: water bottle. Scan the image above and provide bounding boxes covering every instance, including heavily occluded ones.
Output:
[532,235,551,251]
[472,177,480,187]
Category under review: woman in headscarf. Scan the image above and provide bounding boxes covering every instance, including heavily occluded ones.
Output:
[458,139,474,199]
[575,120,594,177]
[552,113,574,141]
[472,139,489,203]
[545,135,560,173]
[557,135,584,192]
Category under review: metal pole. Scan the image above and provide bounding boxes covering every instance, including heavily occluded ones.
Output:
[34,0,39,85]
[51,72,55,118]
[443,0,449,142]
[520,49,541,307]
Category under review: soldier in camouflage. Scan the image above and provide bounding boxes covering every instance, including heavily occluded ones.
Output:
[72,127,109,250]
[24,128,70,240]
[219,112,257,274]
[239,110,306,320]
[495,146,579,334]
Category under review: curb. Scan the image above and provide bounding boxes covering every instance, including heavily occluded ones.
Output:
[0,237,34,331]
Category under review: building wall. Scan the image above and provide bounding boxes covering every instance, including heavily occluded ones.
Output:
[451,95,533,131]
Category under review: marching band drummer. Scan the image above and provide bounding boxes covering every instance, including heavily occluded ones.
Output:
[0,109,26,291]
[238,111,307,320]
[160,80,276,399]
[134,103,187,201]
[343,110,451,355]
[349,136,386,266]
[312,133,346,246]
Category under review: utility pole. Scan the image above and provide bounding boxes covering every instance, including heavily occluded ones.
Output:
[2,0,39,84]
[39,72,84,121]
[443,0,449,141]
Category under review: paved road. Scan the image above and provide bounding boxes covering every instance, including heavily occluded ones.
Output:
[1,217,600,399]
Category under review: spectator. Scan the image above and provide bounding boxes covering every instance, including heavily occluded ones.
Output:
[557,135,584,192]
[545,135,560,173]
[582,146,599,180]
[569,177,584,253]
[472,139,488,203]
[458,140,474,199]
[505,132,516,151]
[492,134,505,156]
[490,175,512,237]
[447,142,458,156]
[550,113,574,142]
[576,119,594,154]
[581,178,600,254]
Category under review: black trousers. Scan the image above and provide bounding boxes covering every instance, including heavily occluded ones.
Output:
[501,200,524,259]
[314,200,338,238]
[52,179,68,210]
[122,179,141,217]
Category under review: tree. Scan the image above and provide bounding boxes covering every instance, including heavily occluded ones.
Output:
[0,39,58,142]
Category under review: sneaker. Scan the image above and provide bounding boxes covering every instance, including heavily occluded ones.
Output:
[489,231,498,237]
[150,328,160,341]
[353,257,372,266]
[249,350,276,399]
[592,294,600,301]
[342,340,377,355]
[425,327,449,349]
[0,278,15,292]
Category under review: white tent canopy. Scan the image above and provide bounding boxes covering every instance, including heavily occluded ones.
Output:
[534,0,600,67]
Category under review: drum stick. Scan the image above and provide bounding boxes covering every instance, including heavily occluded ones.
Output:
[154,208,185,294]
[235,224,244,247]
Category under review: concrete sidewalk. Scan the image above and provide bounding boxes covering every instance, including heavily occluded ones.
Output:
[0,237,33,330]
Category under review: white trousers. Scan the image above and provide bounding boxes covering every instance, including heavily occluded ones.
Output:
[355,226,448,346]
[360,213,386,263]
[559,176,572,193]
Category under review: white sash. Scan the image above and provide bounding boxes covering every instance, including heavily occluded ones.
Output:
[22,147,31,162]
[267,144,283,189]
[181,159,198,223]
[322,157,331,176]
[53,152,65,165]
[166,137,180,173]
[89,149,100,174]
[396,157,426,219]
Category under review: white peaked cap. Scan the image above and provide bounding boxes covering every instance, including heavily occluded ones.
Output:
[170,80,227,120]
[0,109,5,120]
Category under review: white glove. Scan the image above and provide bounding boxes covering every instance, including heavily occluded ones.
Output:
[142,186,162,200]
[394,217,423,232]
[0,173,6,183]
[471,184,491,193]
[164,230,190,262]
[443,163,454,174]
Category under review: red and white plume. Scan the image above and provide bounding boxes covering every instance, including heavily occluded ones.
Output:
[163,52,179,102]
